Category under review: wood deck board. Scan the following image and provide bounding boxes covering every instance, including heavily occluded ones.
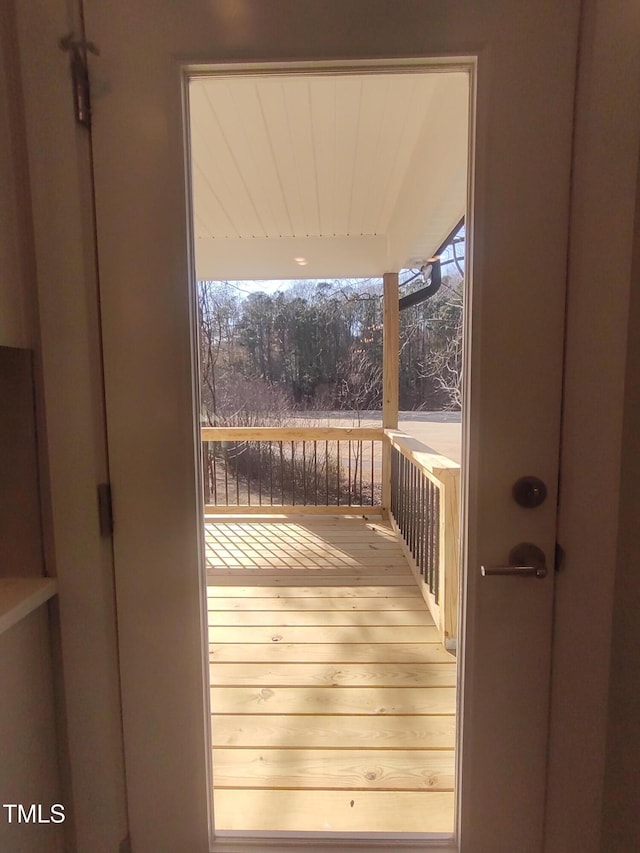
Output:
[208,574,416,586]
[209,625,441,643]
[210,642,453,663]
[209,662,456,687]
[207,584,421,597]
[207,595,427,610]
[211,714,456,749]
[212,789,455,833]
[207,515,456,834]
[209,609,435,626]
[212,748,455,790]
[211,686,456,715]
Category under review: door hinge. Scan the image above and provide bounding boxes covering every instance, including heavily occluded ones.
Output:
[59,32,100,128]
[97,483,113,538]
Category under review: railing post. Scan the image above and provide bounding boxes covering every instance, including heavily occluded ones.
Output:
[435,465,461,647]
[202,440,210,504]
[382,271,399,516]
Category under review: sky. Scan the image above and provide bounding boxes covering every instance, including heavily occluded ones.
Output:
[220,279,312,296]
[212,277,383,297]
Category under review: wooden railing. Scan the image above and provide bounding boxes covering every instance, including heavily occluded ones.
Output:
[201,427,384,514]
[386,430,460,647]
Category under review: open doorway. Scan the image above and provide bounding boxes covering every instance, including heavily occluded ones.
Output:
[186,65,469,836]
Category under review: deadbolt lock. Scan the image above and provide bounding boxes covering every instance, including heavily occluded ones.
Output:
[512,476,547,508]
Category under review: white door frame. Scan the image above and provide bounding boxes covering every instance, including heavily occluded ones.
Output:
[185,56,471,851]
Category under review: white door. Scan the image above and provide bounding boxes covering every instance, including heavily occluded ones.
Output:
[85,3,579,850]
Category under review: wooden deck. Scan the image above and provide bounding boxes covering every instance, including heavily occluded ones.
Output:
[206,515,456,834]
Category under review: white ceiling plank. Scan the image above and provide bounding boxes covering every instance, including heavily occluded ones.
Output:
[195,80,280,239]
[356,73,392,237]
[332,76,362,237]
[408,168,467,265]
[191,158,237,238]
[385,73,468,268]
[196,88,263,236]
[280,78,320,237]
[190,83,263,237]
[347,76,383,235]
[194,211,211,240]
[248,78,297,237]
[310,77,337,236]
[374,75,439,235]
[227,78,293,237]
[364,75,425,235]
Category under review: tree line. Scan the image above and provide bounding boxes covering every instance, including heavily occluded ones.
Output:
[198,275,463,425]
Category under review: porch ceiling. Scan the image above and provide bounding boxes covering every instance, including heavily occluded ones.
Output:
[189,69,468,280]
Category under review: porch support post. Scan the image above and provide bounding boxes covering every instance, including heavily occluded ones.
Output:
[382,271,399,515]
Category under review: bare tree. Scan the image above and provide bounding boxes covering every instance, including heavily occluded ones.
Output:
[198,282,239,424]
[337,347,382,497]
[338,347,382,417]
[417,276,464,410]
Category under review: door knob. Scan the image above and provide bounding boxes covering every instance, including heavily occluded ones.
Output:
[481,543,547,578]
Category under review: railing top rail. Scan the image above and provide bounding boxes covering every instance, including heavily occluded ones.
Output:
[201,426,385,442]
[385,429,460,484]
